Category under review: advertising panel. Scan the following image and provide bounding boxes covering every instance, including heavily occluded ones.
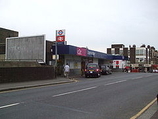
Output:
[6,35,45,63]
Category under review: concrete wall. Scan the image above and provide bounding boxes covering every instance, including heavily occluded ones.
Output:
[6,35,45,63]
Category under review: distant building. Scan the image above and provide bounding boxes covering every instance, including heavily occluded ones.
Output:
[107,44,128,57]
[0,28,18,60]
[107,44,158,71]
[107,44,129,70]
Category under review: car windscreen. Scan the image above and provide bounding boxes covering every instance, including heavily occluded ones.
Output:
[87,64,97,68]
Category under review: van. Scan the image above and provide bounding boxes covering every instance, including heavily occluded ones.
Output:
[100,64,112,75]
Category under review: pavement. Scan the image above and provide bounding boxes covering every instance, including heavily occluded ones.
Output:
[135,99,158,119]
[0,77,76,92]
[0,76,157,119]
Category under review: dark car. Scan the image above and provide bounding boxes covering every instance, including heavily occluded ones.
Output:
[100,64,112,75]
[85,63,101,78]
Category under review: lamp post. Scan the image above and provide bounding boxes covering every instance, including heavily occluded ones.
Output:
[51,41,58,67]
[51,41,58,78]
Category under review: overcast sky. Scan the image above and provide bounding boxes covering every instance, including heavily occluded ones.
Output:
[1,0,158,52]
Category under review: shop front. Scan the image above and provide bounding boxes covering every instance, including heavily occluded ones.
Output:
[52,44,116,76]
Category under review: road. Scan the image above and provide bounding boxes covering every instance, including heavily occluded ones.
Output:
[0,73,158,119]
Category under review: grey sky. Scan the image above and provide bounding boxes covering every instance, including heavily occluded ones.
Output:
[1,0,158,52]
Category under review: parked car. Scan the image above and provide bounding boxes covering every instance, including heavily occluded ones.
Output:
[100,64,112,75]
[85,63,101,78]
[153,69,158,73]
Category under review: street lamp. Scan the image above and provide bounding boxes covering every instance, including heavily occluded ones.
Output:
[51,41,58,78]
[51,41,58,67]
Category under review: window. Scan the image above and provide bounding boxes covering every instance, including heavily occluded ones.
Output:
[136,48,146,56]
[111,48,115,55]
[120,48,123,55]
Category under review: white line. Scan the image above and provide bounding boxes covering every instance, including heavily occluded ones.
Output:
[104,80,127,86]
[0,103,20,109]
[131,76,144,80]
[135,77,143,79]
[53,86,97,97]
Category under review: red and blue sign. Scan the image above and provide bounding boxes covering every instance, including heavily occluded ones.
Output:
[56,29,65,42]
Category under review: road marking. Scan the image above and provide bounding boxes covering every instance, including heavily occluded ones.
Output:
[52,86,97,97]
[130,98,157,119]
[104,80,127,86]
[53,80,127,97]
[0,103,20,109]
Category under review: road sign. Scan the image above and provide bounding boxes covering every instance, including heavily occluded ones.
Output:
[56,36,65,42]
[56,29,65,42]
[56,30,65,36]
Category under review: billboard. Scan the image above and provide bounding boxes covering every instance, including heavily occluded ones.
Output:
[6,35,46,63]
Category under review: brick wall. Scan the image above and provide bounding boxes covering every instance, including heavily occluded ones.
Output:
[0,67,55,83]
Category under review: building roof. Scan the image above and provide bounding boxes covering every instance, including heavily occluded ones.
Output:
[52,44,128,60]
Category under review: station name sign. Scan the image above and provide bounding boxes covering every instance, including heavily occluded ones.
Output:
[87,51,96,57]
[56,29,65,42]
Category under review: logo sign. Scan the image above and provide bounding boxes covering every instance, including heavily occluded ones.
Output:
[56,29,65,42]
[77,47,87,56]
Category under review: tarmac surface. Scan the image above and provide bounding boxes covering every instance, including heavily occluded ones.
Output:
[0,76,157,119]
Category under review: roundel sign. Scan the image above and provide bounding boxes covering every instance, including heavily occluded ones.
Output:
[56,29,65,42]
[58,30,64,36]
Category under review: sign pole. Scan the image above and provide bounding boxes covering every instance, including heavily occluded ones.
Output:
[55,41,57,67]
[55,30,58,67]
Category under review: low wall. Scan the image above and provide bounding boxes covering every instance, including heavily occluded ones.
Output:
[0,61,41,67]
[0,67,55,83]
